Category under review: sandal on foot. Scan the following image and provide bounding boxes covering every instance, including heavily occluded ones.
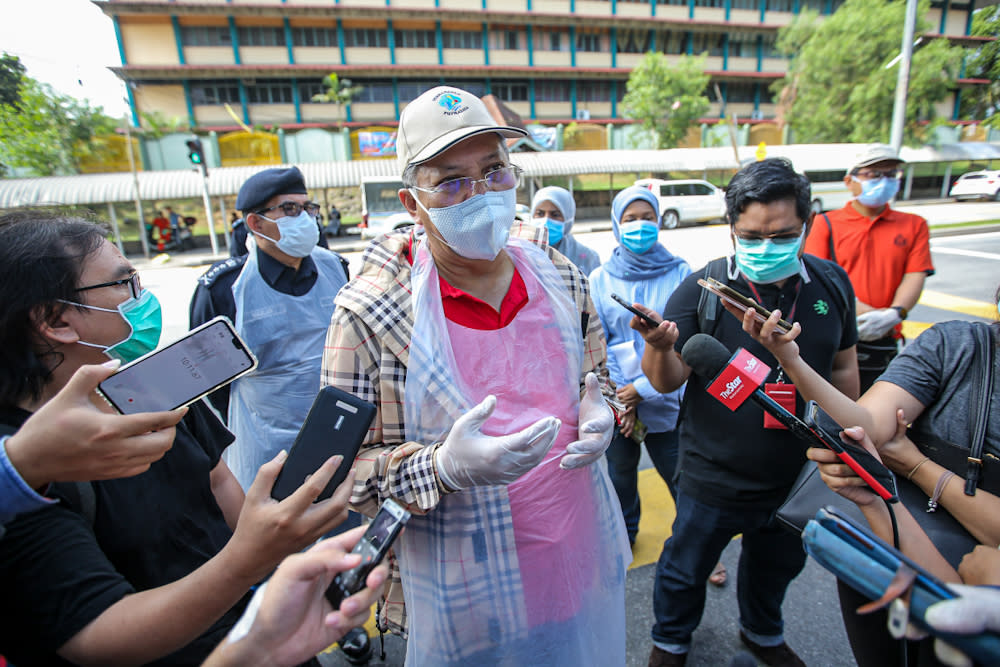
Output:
[709,562,727,587]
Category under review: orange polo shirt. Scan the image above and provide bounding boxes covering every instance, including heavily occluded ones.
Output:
[805,202,934,309]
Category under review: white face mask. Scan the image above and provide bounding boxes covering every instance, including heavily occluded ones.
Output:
[411,189,516,261]
[253,210,319,258]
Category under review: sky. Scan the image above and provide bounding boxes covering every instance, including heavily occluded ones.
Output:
[1,0,130,118]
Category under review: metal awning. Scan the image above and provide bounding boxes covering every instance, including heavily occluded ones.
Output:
[2,142,998,208]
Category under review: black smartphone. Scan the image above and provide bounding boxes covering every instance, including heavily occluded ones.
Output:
[97,316,257,415]
[610,293,660,327]
[325,498,410,608]
[697,277,793,334]
[803,400,898,502]
[270,385,377,502]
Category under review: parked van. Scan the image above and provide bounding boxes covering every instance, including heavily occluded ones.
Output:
[801,169,853,214]
[359,177,412,239]
[632,178,727,229]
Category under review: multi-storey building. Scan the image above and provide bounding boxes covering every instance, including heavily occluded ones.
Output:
[101,0,985,132]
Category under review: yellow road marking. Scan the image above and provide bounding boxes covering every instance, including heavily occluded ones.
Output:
[631,468,676,569]
[918,290,996,320]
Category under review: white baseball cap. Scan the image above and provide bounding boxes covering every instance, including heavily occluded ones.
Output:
[395,86,527,172]
[850,144,904,173]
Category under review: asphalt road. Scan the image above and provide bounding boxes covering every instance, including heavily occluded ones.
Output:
[130,199,999,667]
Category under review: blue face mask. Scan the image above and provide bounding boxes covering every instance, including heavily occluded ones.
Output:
[733,231,805,284]
[68,289,163,363]
[255,210,320,258]
[531,217,565,245]
[853,176,900,208]
[412,189,516,261]
[620,221,659,255]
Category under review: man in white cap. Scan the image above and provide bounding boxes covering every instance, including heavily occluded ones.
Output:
[321,85,629,666]
[804,143,934,392]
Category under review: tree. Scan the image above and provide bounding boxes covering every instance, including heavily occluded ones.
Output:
[960,5,1000,128]
[0,56,118,177]
[622,52,710,150]
[772,0,963,145]
[0,53,26,110]
[311,73,363,125]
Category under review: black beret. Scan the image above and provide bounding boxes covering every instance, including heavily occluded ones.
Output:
[236,167,308,213]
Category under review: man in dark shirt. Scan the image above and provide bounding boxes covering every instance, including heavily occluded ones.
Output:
[634,159,859,667]
[0,210,352,666]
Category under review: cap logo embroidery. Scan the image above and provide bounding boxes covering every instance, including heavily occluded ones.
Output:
[434,91,468,116]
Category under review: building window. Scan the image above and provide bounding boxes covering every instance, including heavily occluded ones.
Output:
[535,81,570,102]
[353,80,394,103]
[237,26,286,47]
[655,0,688,5]
[691,32,725,57]
[799,0,825,10]
[343,28,388,48]
[694,0,725,7]
[490,29,522,50]
[576,31,604,53]
[191,80,241,105]
[760,34,785,58]
[247,81,293,104]
[657,30,688,54]
[578,80,612,102]
[397,80,441,102]
[441,30,482,49]
[533,28,567,52]
[726,81,757,103]
[767,0,795,11]
[617,28,652,54]
[449,80,487,97]
[291,26,339,48]
[179,26,231,47]
[729,32,755,58]
[492,80,529,102]
[394,29,436,49]
[730,0,760,9]
[298,80,326,102]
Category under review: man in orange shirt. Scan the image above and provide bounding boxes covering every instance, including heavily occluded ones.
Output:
[804,144,934,391]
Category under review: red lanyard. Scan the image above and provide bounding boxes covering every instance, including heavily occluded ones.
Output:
[745,278,802,324]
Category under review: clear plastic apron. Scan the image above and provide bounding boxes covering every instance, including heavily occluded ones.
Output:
[401,238,629,666]
[225,244,347,490]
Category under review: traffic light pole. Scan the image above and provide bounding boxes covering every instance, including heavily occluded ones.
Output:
[199,172,219,256]
[889,0,919,155]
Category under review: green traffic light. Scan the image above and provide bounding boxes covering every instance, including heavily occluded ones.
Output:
[189,152,202,164]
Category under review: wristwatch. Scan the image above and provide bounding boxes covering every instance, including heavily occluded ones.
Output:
[891,306,908,320]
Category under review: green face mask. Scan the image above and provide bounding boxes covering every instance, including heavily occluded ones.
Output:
[69,289,163,363]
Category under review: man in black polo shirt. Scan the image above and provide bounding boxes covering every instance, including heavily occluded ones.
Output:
[634,159,859,667]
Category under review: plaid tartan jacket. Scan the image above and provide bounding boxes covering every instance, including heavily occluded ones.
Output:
[320,222,613,634]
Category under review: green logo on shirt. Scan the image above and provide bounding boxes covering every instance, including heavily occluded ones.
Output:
[813,299,830,316]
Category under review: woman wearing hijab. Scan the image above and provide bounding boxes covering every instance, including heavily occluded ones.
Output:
[588,185,691,547]
[531,186,601,276]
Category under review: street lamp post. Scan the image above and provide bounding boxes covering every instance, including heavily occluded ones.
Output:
[889,0,919,154]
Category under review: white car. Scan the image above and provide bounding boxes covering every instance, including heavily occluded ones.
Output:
[633,178,727,229]
[949,170,1000,201]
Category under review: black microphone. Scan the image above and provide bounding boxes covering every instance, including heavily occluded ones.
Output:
[680,334,897,502]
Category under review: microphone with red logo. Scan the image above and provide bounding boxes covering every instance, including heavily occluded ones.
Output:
[681,333,898,502]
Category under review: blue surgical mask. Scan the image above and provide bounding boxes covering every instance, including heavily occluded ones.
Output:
[67,289,163,363]
[531,217,565,245]
[733,231,805,284]
[254,210,320,258]
[412,189,516,261]
[853,176,900,208]
[619,221,659,255]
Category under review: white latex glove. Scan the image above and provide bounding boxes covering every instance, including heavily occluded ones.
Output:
[924,584,1000,667]
[856,308,902,342]
[435,395,561,491]
[560,373,615,470]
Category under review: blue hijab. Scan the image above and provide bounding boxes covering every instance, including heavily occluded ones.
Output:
[605,186,686,281]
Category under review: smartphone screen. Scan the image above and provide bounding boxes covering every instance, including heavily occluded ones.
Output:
[697,278,793,334]
[610,293,659,327]
[325,499,410,607]
[98,317,257,414]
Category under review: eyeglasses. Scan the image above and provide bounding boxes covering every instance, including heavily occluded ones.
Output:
[76,272,142,300]
[733,229,804,245]
[411,165,523,207]
[304,202,321,215]
[853,169,902,181]
[256,201,314,218]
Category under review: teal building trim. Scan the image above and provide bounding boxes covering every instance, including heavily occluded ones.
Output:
[436,22,444,63]
[171,16,186,65]
[388,19,396,65]
[337,20,346,64]
[940,0,950,34]
[228,17,241,65]
[183,80,195,128]
[291,76,302,123]
[483,22,490,65]
[283,18,295,64]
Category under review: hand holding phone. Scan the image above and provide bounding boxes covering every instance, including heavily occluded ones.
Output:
[97,316,257,415]
[697,277,793,334]
[610,293,660,327]
[803,400,898,502]
[271,386,377,502]
[324,499,410,608]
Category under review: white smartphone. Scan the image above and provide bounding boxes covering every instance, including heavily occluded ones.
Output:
[97,316,258,415]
